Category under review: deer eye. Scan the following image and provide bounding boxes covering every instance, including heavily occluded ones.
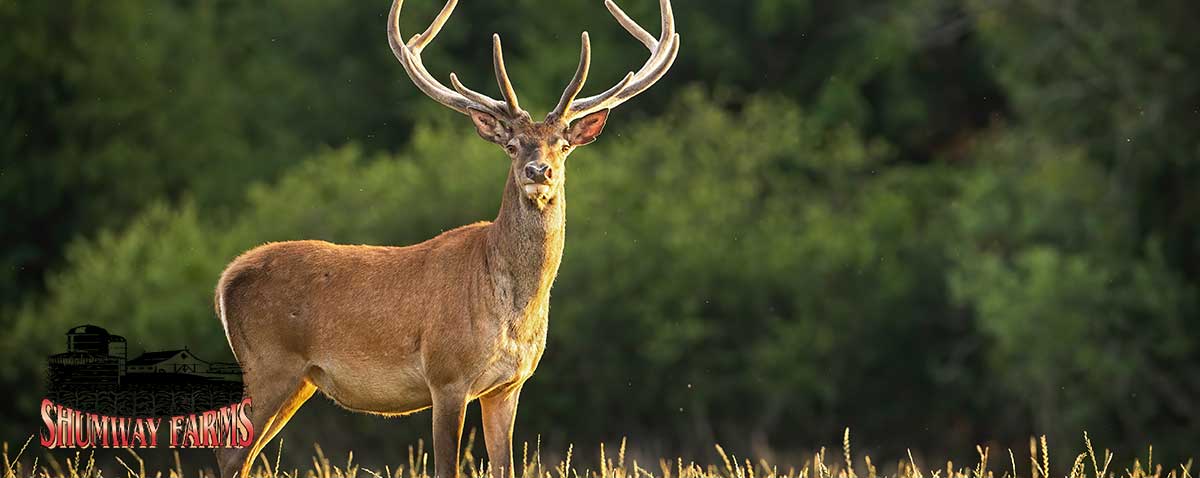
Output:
[560,144,571,153]
[505,144,517,155]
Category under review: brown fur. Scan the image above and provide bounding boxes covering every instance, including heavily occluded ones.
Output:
[216,0,678,472]
[213,114,604,478]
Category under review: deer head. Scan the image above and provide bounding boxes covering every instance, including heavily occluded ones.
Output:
[387,0,680,209]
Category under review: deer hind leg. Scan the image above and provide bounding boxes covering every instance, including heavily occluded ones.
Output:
[216,369,317,478]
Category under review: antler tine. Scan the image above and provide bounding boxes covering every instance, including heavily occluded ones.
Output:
[658,0,675,44]
[548,32,593,122]
[492,34,526,118]
[604,0,656,50]
[388,0,515,119]
[407,0,457,53]
[615,0,675,82]
[568,35,678,114]
[449,73,509,112]
[561,71,635,117]
[557,0,679,123]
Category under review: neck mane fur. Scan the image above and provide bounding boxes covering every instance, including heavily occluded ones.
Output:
[484,171,565,326]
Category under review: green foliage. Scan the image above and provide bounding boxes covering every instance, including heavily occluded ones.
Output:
[4,126,505,373]
[0,0,1004,306]
[0,0,417,305]
[968,0,1200,287]
[949,133,1197,445]
[5,92,965,450]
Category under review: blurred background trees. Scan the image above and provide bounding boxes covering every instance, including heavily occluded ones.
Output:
[2,0,1198,470]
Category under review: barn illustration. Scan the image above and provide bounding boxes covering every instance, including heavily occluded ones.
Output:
[48,325,241,384]
[45,324,244,416]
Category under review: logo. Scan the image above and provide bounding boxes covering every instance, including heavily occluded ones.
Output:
[39,324,254,449]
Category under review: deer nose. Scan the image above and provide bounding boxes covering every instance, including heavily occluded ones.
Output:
[524,163,553,183]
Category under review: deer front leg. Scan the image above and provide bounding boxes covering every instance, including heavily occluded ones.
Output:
[432,389,469,478]
[480,384,522,478]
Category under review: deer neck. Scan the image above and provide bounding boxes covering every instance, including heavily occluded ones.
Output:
[485,172,566,318]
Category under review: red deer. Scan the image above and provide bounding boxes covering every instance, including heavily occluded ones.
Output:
[213,0,677,476]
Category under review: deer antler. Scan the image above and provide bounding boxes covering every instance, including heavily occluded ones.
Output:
[387,0,529,121]
[547,0,680,124]
[389,0,678,125]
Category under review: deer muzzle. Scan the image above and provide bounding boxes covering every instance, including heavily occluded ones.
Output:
[523,162,553,184]
[521,162,555,200]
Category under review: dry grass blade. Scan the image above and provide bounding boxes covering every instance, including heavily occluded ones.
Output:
[975,446,989,478]
[619,438,627,473]
[1042,436,1050,478]
[715,444,735,478]
[844,429,856,478]
[909,449,924,478]
[0,434,1195,478]
[114,455,138,478]
[600,442,607,478]
[2,436,34,478]
[1071,454,1088,478]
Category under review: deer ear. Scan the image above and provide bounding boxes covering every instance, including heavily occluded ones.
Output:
[566,110,610,146]
[468,108,509,144]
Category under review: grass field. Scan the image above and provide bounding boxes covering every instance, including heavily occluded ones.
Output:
[3,431,1192,478]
